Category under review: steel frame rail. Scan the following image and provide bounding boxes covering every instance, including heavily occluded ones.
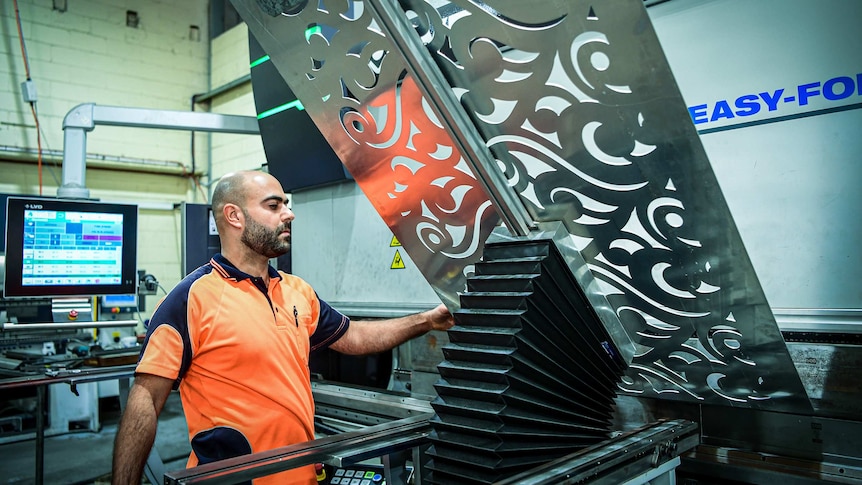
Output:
[163,412,434,485]
[495,419,699,485]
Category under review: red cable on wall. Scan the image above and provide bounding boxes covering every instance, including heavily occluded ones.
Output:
[13,0,43,195]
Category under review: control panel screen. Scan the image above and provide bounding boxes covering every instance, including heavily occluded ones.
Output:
[3,196,138,298]
[22,208,125,287]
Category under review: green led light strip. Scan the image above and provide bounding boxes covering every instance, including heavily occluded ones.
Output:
[305,25,322,42]
[252,26,319,68]
[249,55,270,69]
[257,100,305,119]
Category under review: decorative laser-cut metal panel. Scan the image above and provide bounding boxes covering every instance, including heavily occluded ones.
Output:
[234,0,500,312]
[233,0,811,413]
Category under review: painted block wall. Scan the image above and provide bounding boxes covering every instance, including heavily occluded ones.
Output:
[1,0,212,321]
[1,0,209,163]
[208,23,267,181]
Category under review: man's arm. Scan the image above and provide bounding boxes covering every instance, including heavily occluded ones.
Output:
[329,303,454,355]
[112,373,174,485]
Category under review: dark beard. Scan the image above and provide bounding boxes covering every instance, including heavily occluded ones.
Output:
[241,213,290,258]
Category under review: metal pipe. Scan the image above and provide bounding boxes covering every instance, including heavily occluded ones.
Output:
[2,320,138,331]
[192,74,251,105]
[88,105,259,134]
[60,125,90,199]
[59,103,260,199]
[0,145,190,172]
[35,385,45,485]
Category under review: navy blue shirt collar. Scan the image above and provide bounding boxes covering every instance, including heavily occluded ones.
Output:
[211,253,282,283]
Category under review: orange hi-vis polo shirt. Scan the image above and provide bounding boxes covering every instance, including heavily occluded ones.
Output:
[136,254,349,484]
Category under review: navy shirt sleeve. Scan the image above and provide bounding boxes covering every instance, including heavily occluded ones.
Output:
[310,295,350,352]
[138,264,212,388]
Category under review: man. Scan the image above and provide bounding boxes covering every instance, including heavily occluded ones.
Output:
[112,170,454,484]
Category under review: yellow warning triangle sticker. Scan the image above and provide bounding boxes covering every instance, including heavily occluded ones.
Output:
[390,235,401,247]
[391,249,406,269]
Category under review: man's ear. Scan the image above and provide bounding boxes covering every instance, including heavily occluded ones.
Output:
[223,203,243,229]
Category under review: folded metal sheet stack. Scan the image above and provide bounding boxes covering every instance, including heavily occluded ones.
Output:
[426,239,627,484]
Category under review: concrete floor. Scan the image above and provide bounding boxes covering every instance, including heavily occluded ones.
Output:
[0,392,190,485]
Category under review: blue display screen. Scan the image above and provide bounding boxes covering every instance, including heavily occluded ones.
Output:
[101,293,138,308]
[22,208,125,287]
[3,196,138,299]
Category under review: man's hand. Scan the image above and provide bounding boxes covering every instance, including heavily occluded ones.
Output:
[424,303,455,332]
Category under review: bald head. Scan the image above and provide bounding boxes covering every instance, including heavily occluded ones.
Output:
[212,171,252,232]
[211,171,287,232]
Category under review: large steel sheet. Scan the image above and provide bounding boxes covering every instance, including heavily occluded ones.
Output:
[233,0,811,413]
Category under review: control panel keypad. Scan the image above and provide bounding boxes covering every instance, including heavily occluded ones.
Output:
[329,467,382,484]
